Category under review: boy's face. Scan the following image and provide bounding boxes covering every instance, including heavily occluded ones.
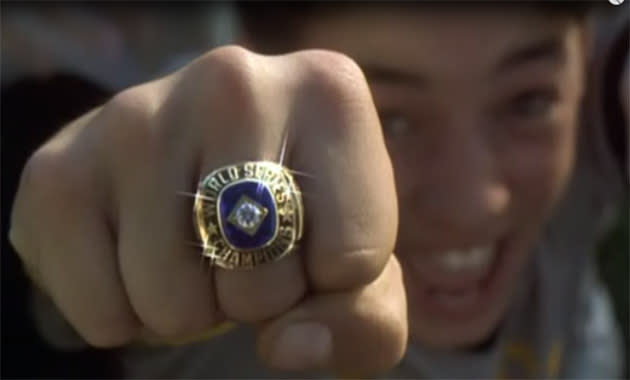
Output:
[253,6,587,349]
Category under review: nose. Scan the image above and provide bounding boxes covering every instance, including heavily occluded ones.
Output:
[404,121,510,241]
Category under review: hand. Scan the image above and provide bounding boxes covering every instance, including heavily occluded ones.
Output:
[9,46,407,376]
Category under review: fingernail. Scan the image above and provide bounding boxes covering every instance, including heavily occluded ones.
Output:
[270,322,331,370]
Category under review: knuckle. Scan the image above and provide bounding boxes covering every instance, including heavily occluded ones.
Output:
[300,50,364,82]
[19,149,75,210]
[7,226,28,258]
[311,248,388,290]
[105,86,155,126]
[298,50,369,109]
[101,86,159,165]
[21,149,57,192]
[196,45,256,76]
[10,147,78,275]
[183,45,266,136]
[192,45,259,108]
[201,45,255,71]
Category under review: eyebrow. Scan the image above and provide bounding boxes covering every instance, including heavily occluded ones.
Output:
[495,36,566,74]
[360,36,566,88]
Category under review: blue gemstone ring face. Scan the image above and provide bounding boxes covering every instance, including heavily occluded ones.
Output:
[194,161,303,269]
[220,181,276,249]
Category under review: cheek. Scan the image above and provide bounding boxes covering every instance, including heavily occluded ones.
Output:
[501,126,577,220]
[385,141,423,242]
[386,140,417,195]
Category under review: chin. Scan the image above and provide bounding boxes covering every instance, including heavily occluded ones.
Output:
[407,294,508,350]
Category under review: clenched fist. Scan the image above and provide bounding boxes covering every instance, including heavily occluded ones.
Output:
[9,46,407,376]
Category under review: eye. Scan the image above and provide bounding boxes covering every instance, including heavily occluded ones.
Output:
[507,89,558,120]
[380,113,411,138]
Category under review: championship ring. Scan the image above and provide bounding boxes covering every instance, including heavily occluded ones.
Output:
[193,161,304,269]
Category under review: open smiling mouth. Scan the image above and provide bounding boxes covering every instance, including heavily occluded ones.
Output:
[404,239,515,321]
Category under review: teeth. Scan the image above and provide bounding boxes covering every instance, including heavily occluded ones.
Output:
[435,245,495,273]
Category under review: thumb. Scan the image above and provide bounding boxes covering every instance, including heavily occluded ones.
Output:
[256,256,408,377]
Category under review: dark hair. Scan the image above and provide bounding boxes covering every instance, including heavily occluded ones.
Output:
[236,1,599,54]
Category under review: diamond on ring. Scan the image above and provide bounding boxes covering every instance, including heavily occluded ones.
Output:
[227,195,268,236]
[193,161,304,269]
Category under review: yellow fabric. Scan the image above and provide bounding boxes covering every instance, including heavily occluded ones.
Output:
[140,322,238,346]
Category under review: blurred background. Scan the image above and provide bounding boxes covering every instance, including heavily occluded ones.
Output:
[2,3,239,90]
[1,2,627,378]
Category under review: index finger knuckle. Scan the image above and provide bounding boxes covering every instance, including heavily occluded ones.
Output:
[188,46,261,115]
[297,50,371,116]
